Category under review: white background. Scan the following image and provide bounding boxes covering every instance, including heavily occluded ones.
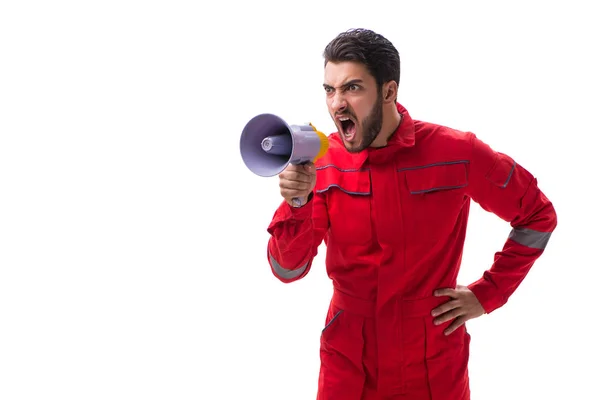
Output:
[1,1,598,399]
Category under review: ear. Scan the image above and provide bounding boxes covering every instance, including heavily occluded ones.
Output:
[382,81,398,104]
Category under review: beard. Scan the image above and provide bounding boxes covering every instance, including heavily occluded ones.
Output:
[340,95,383,154]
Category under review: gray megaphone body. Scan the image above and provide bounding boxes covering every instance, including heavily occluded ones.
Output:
[240,113,329,207]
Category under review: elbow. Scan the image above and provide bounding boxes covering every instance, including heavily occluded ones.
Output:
[539,195,558,233]
[509,195,557,251]
[520,187,558,233]
[548,203,558,232]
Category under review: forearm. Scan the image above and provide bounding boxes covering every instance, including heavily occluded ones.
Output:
[468,239,546,313]
[469,184,557,313]
[266,194,326,283]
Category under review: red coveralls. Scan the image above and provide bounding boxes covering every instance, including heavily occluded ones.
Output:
[266,103,557,400]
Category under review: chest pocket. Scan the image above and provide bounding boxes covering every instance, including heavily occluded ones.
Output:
[403,161,468,195]
[316,165,372,245]
[401,161,469,245]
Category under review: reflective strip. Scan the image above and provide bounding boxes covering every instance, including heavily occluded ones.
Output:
[397,160,470,172]
[315,164,371,195]
[316,184,370,195]
[509,227,552,249]
[501,160,517,188]
[410,183,467,194]
[322,310,343,333]
[316,164,370,172]
[269,253,309,280]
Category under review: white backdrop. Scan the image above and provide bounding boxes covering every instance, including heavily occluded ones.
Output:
[1,1,598,399]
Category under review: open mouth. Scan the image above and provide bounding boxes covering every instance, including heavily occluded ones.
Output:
[338,116,357,142]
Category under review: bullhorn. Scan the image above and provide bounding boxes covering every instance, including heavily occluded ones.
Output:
[240,113,329,206]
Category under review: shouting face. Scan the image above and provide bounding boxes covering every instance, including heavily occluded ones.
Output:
[324,61,383,153]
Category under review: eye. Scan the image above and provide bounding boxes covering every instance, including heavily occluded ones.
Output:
[324,86,333,93]
[348,84,360,91]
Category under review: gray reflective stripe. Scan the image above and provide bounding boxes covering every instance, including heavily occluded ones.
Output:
[410,183,467,194]
[269,253,309,279]
[322,310,343,333]
[501,160,517,188]
[315,164,371,194]
[509,227,552,249]
[316,164,370,172]
[397,159,470,172]
[316,184,370,195]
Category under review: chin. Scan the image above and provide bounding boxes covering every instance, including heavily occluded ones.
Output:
[344,139,365,154]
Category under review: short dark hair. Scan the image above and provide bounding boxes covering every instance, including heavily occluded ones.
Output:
[323,28,400,88]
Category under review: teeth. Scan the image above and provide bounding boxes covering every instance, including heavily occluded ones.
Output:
[339,117,350,121]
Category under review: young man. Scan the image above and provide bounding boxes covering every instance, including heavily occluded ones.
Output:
[266,28,557,400]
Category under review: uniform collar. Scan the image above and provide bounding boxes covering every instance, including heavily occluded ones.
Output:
[378,102,415,149]
[363,102,416,166]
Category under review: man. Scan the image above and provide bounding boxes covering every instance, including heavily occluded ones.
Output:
[265,28,557,400]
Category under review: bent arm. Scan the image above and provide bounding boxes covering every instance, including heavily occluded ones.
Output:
[465,133,558,313]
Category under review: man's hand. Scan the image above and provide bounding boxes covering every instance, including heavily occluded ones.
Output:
[278,162,317,207]
[432,285,486,335]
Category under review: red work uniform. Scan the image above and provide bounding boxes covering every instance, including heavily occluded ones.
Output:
[266,103,557,400]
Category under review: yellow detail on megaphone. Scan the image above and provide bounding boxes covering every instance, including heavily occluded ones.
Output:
[309,123,330,162]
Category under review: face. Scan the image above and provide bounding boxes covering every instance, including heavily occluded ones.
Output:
[323,61,383,153]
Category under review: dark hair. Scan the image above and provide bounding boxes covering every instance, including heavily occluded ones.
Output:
[323,28,400,88]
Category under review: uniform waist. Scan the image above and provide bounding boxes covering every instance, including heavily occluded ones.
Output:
[332,288,447,319]
[332,288,376,318]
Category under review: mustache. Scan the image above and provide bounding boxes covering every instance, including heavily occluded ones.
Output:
[334,112,356,120]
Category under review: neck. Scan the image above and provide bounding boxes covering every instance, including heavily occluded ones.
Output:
[370,102,402,148]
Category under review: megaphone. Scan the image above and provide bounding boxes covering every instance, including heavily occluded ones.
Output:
[240,113,329,206]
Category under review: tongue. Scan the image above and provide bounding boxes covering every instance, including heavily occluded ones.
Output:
[345,121,357,141]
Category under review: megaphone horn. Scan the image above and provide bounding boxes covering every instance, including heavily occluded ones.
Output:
[240,113,329,206]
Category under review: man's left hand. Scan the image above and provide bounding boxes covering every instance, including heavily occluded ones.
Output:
[432,285,486,335]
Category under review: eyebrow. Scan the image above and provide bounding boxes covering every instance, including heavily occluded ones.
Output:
[323,79,364,89]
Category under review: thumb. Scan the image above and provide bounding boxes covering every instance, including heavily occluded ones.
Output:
[304,162,316,173]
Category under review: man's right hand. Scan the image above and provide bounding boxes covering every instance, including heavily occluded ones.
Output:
[278,162,317,207]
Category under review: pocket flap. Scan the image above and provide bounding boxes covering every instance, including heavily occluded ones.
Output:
[485,152,516,188]
[315,165,371,195]
[404,161,468,194]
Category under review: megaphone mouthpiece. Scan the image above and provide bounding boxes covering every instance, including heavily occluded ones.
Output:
[261,134,292,155]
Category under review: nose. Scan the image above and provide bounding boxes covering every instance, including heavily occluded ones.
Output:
[330,91,347,114]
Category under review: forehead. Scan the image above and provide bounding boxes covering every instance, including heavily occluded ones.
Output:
[324,61,375,86]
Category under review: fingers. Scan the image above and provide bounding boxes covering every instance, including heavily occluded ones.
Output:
[443,315,467,336]
[431,299,460,318]
[301,162,316,174]
[279,163,315,179]
[433,304,463,326]
[279,163,317,205]
[279,164,314,185]
[431,285,483,336]
[279,176,312,190]
[433,288,457,298]
[279,172,313,198]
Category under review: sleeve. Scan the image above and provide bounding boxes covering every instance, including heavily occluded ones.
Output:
[266,191,329,283]
[464,132,558,314]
